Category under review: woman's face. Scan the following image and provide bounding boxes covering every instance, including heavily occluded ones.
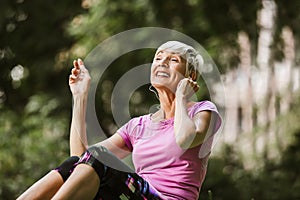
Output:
[150,50,187,93]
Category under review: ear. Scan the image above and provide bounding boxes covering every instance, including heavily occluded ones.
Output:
[189,70,197,81]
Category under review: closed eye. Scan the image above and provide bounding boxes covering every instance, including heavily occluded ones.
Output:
[171,58,179,62]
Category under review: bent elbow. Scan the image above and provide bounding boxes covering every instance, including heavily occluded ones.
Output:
[175,132,195,149]
[175,137,187,149]
[175,130,206,149]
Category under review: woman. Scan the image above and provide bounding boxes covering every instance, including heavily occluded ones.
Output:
[17,41,222,200]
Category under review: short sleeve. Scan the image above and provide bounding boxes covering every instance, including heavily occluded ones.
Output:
[189,100,222,135]
[189,101,223,158]
[116,115,147,152]
[117,122,133,151]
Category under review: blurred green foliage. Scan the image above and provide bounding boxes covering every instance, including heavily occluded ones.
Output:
[0,0,300,199]
[200,97,300,200]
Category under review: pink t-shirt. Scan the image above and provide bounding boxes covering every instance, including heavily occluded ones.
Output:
[117,101,222,200]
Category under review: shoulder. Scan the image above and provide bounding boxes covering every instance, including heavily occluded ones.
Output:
[188,100,218,115]
[121,114,150,131]
[116,114,150,145]
[128,114,150,125]
[189,100,222,131]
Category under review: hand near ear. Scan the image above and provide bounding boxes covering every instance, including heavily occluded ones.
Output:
[176,78,199,100]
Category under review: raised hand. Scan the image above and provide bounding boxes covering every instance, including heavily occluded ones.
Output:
[69,58,91,97]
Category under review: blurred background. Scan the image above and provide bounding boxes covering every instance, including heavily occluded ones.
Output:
[1,0,300,199]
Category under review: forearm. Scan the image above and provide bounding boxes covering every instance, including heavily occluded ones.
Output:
[174,97,198,149]
[70,95,88,156]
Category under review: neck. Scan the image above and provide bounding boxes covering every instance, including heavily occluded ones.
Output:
[157,89,176,119]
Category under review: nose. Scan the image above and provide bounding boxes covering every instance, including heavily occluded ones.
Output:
[158,57,169,68]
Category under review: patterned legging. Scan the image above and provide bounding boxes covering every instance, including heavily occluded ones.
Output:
[76,146,162,200]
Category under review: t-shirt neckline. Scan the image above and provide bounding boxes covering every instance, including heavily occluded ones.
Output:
[148,101,200,124]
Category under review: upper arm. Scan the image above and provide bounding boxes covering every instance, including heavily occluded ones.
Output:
[96,133,131,159]
[194,111,212,134]
[192,110,214,146]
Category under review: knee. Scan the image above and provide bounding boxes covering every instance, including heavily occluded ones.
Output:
[84,145,134,173]
[55,156,80,182]
[77,146,108,180]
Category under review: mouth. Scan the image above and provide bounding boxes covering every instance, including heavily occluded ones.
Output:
[156,71,170,78]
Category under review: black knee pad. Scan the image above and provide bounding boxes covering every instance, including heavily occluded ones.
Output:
[77,146,134,180]
[55,156,80,182]
[77,146,109,180]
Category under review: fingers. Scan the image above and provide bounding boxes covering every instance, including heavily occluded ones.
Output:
[73,59,80,70]
[187,78,199,92]
[69,58,87,84]
[176,78,199,98]
[69,74,77,84]
[73,58,85,71]
[183,78,199,90]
